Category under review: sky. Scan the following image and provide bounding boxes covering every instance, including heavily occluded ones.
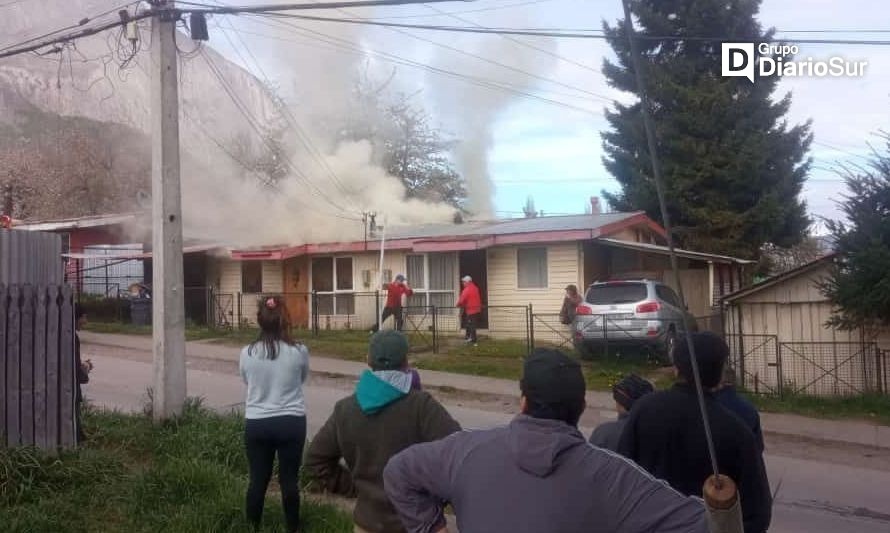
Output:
[171,0,888,230]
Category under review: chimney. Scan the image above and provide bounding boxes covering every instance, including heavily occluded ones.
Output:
[589,196,601,215]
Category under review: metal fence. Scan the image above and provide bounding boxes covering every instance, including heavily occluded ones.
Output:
[725,333,889,397]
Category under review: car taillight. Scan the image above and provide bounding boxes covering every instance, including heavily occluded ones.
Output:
[636,301,660,313]
[576,305,592,315]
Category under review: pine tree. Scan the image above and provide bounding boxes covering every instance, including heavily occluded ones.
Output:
[601,0,811,259]
[820,135,890,332]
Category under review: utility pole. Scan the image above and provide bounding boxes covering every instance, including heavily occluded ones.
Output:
[150,0,186,420]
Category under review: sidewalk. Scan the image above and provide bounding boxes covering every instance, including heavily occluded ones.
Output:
[81,331,890,449]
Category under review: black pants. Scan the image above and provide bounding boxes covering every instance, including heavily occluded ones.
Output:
[245,415,307,532]
[372,306,404,332]
[464,313,479,343]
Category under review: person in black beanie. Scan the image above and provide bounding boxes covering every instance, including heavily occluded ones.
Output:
[617,332,772,533]
[589,374,654,451]
[384,348,711,533]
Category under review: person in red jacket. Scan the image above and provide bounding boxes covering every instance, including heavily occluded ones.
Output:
[456,275,482,345]
[372,274,413,332]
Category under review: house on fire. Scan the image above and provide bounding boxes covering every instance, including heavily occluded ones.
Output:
[211,211,752,340]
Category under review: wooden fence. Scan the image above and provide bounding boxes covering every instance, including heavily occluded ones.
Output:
[1,284,77,449]
[0,229,64,284]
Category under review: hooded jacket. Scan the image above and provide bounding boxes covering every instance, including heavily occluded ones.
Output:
[456,282,482,316]
[383,415,708,533]
[304,370,460,533]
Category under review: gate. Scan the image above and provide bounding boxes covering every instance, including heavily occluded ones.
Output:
[531,313,574,351]
[402,305,438,353]
[779,341,882,396]
[725,334,780,394]
[211,292,234,329]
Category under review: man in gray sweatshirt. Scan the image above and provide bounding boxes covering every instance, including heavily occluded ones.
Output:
[383,348,709,533]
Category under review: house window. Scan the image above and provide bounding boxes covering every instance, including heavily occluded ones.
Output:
[517,247,548,289]
[405,253,457,313]
[312,257,355,315]
[241,262,263,293]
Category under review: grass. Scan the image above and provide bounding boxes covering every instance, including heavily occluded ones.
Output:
[0,401,354,533]
[746,392,890,425]
[414,337,675,392]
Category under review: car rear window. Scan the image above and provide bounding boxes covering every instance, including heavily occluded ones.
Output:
[586,283,648,304]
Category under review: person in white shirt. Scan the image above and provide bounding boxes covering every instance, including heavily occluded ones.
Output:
[239,295,310,533]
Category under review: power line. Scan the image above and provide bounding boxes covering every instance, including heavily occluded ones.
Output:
[249,14,890,45]
[258,13,613,103]
[199,47,362,218]
[212,15,361,211]
[368,0,556,19]
[421,2,604,80]
[234,14,604,114]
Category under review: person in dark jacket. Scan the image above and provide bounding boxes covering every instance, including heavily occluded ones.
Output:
[305,330,460,533]
[714,366,765,453]
[588,374,653,451]
[372,275,413,332]
[383,348,710,533]
[559,284,583,325]
[74,304,93,444]
[617,332,772,533]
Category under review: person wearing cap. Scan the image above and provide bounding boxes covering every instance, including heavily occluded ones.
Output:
[589,374,654,451]
[617,332,772,533]
[383,348,710,533]
[372,274,413,333]
[304,330,460,533]
[456,275,482,345]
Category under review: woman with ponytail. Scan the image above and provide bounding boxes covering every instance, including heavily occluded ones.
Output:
[239,295,309,532]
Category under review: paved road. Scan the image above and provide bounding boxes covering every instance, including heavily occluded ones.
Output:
[83,350,890,533]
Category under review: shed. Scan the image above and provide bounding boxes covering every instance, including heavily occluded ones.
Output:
[722,254,889,396]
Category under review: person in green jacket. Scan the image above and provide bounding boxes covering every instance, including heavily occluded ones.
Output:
[304,330,460,533]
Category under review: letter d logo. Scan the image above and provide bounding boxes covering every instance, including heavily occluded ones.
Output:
[722,43,755,83]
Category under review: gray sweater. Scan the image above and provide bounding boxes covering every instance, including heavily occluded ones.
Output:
[384,414,708,533]
[239,341,309,419]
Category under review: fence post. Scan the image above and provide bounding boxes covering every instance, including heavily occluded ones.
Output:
[602,314,609,359]
[776,340,785,398]
[527,304,534,356]
[236,292,243,329]
[311,290,319,336]
[432,306,438,354]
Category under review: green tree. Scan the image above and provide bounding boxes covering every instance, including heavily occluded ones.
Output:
[522,196,538,218]
[601,0,811,258]
[820,136,890,332]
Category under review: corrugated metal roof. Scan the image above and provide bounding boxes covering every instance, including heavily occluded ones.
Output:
[382,212,641,240]
[14,212,141,232]
[596,238,754,265]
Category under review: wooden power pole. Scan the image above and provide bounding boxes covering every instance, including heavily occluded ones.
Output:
[150,0,186,420]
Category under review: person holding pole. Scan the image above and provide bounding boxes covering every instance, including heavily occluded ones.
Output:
[617,332,771,533]
[372,274,412,332]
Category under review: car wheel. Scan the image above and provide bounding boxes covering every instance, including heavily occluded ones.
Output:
[659,329,677,365]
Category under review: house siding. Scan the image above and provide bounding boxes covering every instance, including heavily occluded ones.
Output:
[486,243,580,342]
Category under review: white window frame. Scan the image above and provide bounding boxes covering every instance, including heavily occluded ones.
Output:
[405,253,457,312]
[311,256,355,315]
[516,247,549,290]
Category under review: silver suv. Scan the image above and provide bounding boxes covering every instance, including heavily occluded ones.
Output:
[572,280,697,362]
